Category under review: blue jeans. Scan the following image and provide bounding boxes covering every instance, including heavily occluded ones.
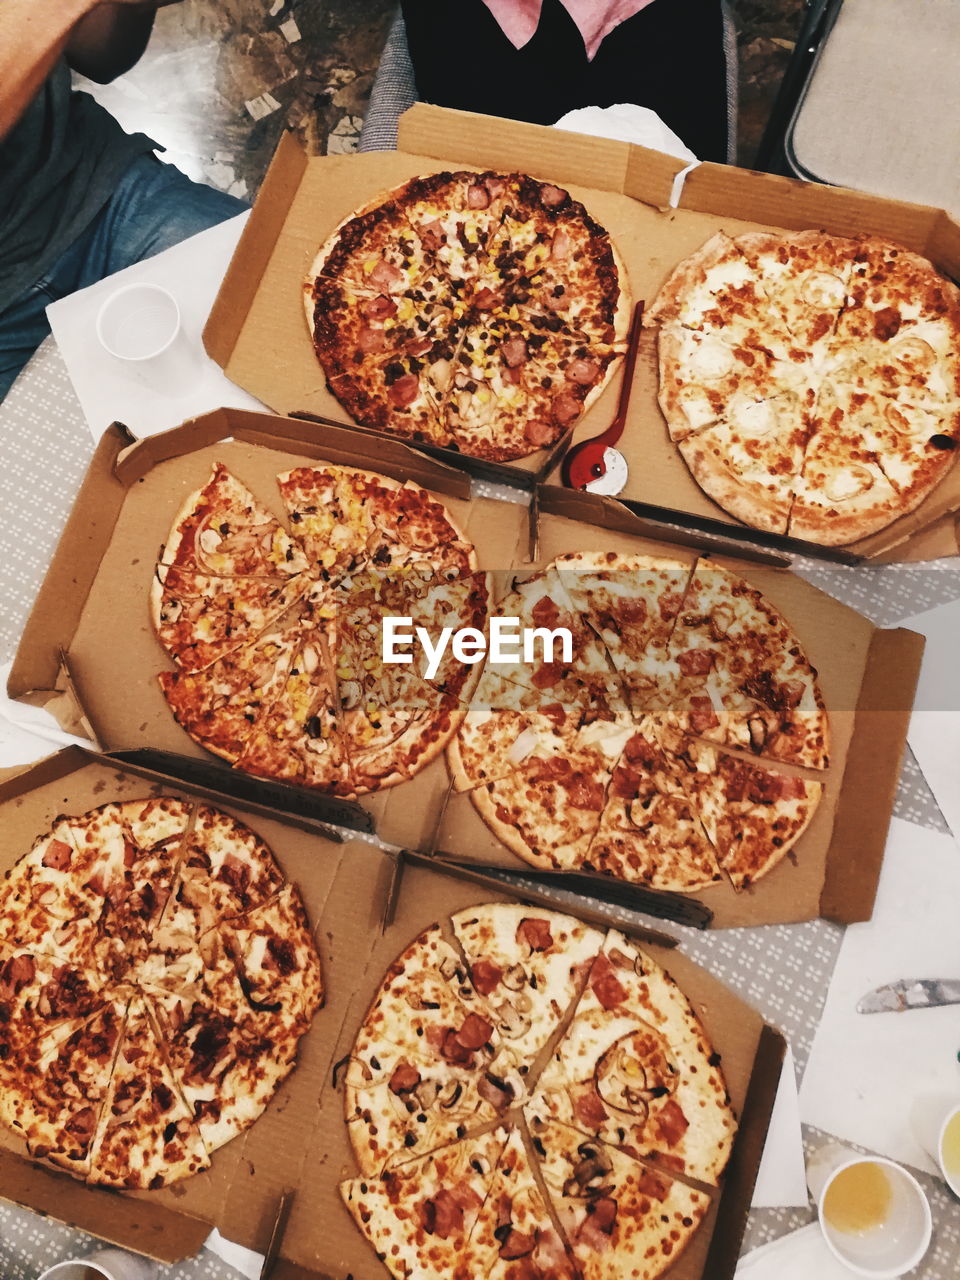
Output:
[0,152,247,401]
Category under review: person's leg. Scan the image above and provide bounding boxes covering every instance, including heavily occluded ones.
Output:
[0,154,246,401]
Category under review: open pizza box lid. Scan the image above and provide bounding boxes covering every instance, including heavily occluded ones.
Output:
[7,407,923,932]
[0,746,784,1280]
[203,102,960,564]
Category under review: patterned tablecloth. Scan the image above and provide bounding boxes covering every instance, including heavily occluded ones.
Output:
[1,339,959,1278]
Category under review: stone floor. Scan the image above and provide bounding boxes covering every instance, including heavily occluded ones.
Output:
[79,0,807,197]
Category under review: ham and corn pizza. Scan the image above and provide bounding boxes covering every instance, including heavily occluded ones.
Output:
[0,798,322,1188]
[647,231,960,545]
[304,171,629,462]
[154,462,490,795]
[340,904,734,1280]
[449,554,827,892]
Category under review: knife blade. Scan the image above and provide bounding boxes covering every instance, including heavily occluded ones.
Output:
[857,979,960,1014]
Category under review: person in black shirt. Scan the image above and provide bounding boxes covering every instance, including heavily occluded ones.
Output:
[400,0,730,164]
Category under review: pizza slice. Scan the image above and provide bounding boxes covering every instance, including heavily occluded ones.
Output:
[345,925,508,1172]
[451,904,604,1077]
[151,564,309,673]
[146,970,299,1156]
[234,625,350,793]
[677,389,812,534]
[788,395,904,546]
[158,626,299,763]
[159,463,308,579]
[646,230,770,334]
[529,1117,710,1280]
[734,230,856,353]
[86,995,210,1188]
[380,480,479,575]
[0,994,129,1177]
[456,1126,578,1280]
[398,169,516,297]
[583,725,724,892]
[835,237,960,349]
[663,561,829,768]
[277,464,399,579]
[656,322,812,439]
[470,745,612,871]
[667,735,823,890]
[0,949,104,1077]
[309,191,450,305]
[218,883,324,1034]
[528,935,736,1185]
[329,341,462,448]
[551,552,693,717]
[172,804,286,924]
[448,698,580,793]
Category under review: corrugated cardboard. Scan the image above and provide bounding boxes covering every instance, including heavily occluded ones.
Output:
[0,748,784,1280]
[8,410,923,930]
[203,104,960,562]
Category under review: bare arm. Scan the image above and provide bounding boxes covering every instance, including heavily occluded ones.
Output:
[0,0,96,140]
[0,0,183,141]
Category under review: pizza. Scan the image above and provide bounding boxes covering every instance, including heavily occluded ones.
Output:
[340,905,734,1280]
[154,462,490,796]
[0,798,322,1188]
[647,231,960,544]
[448,554,826,893]
[304,171,630,462]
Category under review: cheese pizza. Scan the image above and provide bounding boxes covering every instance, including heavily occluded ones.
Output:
[304,171,630,462]
[340,905,734,1280]
[648,231,960,545]
[0,798,322,1188]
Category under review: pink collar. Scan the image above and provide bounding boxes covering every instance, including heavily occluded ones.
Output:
[480,0,658,60]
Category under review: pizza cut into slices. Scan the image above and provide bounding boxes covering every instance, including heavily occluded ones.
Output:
[0,995,129,1176]
[668,736,823,890]
[456,1126,578,1280]
[234,626,350,794]
[160,463,308,579]
[528,936,737,1186]
[583,726,724,893]
[529,1117,710,1280]
[219,883,324,1034]
[471,746,612,872]
[663,560,829,769]
[151,564,309,673]
[86,995,209,1189]
[677,388,812,534]
[340,1127,509,1280]
[451,904,604,1077]
[158,627,299,763]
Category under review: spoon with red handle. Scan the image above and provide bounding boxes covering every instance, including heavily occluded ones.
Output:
[562,299,645,494]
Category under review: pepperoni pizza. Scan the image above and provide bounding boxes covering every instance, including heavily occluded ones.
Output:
[340,905,732,1280]
[0,798,322,1188]
[304,171,630,462]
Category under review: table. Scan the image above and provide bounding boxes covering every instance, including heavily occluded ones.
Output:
[2,338,960,1278]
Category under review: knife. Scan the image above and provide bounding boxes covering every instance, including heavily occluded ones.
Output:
[858,979,960,1014]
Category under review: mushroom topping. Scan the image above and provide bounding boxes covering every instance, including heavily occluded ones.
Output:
[500,962,528,992]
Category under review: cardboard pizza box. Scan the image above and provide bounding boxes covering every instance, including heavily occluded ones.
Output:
[7,407,923,930]
[0,747,784,1280]
[202,102,960,564]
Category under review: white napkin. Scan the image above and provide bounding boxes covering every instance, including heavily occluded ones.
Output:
[46,212,264,442]
[553,103,697,161]
[203,1228,264,1280]
[736,1224,854,1279]
[0,662,91,768]
[902,597,960,844]
[799,817,960,1173]
[752,1045,809,1208]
